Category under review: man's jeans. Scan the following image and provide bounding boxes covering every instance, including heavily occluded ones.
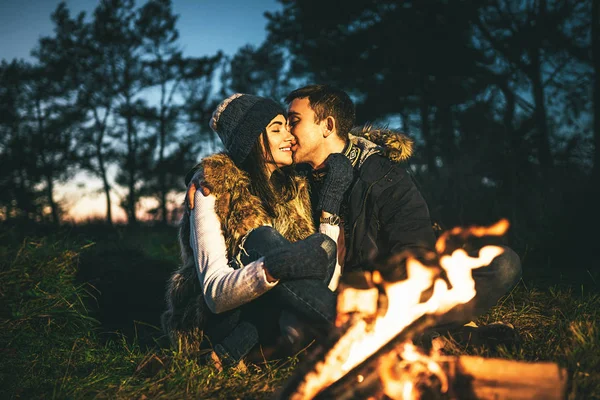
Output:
[205,226,337,364]
[432,245,523,329]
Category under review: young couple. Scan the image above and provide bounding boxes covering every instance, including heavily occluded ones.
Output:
[161,85,522,366]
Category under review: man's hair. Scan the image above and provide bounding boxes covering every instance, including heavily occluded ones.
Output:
[285,84,355,140]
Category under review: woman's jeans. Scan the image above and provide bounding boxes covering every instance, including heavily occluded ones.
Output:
[204,226,337,364]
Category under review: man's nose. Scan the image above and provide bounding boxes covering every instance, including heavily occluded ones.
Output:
[284,131,294,142]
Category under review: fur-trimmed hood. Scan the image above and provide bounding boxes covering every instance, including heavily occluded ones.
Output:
[185,152,315,264]
[349,125,414,168]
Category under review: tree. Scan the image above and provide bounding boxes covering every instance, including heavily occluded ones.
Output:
[266,0,491,174]
[29,4,85,224]
[72,6,120,225]
[475,0,591,183]
[0,60,44,220]
[179,54,224,162]
[592,0,600,192]
[222,42,294,102]
[91,0,150,225]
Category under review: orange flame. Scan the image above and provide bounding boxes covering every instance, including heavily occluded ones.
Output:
[291,220,509,400]
[380,342,448,399]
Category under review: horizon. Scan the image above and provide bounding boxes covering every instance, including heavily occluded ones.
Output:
[1,0,282,222]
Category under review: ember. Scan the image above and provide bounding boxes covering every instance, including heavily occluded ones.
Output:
[275,219,568,400]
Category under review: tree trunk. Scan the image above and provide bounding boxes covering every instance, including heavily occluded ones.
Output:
[438,99,457,167]
[159,108,167,225]
[35,99,58,225]
[125,93,137,225]
[45,173,59,225]
[399,110,410,134]
[420,78,437,175]
[97,146,113,226]
[92,107,114,225]
[500,84,518,235]
[17,168,32,219]
[529,26,553,182]
[593,0,600,195]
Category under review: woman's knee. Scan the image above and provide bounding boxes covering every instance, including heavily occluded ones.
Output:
[248,225,284,243]
[240,226,290,263]
[495,246,522,289]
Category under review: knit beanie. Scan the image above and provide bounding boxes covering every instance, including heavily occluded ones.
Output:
[210,93,285,165]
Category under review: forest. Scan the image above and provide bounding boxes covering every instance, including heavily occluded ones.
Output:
[1,0,599,398]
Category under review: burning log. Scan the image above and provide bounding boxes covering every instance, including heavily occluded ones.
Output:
[275,313,438,400]
[443,355,568,400]
[277,317,568,399]
[312,353,568,400]
[274,220,569,400]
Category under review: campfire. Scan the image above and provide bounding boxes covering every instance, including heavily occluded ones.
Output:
[275,220,568,400]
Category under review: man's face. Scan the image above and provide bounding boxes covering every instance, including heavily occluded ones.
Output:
[287,97,325,167]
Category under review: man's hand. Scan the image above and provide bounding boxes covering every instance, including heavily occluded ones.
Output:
[317,153,354,215]
[187,172,212,209]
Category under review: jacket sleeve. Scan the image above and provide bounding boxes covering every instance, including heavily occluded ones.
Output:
[377,167,437,263]
[189,191,277,314]
[318,222,343,291]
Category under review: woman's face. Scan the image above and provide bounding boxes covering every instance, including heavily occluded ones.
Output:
[263,114,295,173]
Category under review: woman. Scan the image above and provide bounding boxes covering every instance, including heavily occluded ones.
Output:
[161,93,353,366]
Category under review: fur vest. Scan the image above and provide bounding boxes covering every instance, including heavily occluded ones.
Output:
[161,153,315,354]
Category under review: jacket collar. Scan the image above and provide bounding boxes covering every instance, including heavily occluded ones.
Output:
[349,124,414,168]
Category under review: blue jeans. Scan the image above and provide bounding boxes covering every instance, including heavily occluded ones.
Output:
[431,245,523,329]
[205,226,337,363]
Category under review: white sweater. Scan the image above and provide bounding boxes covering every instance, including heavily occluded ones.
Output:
[190,191,343,314]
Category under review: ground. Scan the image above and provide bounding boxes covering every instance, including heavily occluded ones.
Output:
[0,222,598,399]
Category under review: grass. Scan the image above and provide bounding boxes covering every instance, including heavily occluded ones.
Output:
[1,223,599,399]
[438,284,600,399]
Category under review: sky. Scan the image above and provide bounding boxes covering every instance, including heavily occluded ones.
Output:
[0,0,281,60]
[0,0,283,222]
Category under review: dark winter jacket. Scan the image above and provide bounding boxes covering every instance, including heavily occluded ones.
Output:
[310,126,437,278]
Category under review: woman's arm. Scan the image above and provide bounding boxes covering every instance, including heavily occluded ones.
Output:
[189,191,277,314]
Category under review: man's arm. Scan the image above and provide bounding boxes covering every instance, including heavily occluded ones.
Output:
[187,174,211,210]
[319,211,344,291]
[377,168,437,278]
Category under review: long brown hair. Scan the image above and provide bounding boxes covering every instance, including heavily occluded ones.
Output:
[239,129,298,217]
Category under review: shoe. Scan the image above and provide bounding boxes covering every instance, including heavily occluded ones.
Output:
[461,321,521,349]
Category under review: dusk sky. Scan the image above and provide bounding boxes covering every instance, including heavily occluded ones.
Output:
[0,0,281,61]
[0,0,283,221]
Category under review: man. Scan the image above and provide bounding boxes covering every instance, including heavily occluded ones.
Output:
[188,84,522,336]
[283,84,522,329]
[285,85,437,276]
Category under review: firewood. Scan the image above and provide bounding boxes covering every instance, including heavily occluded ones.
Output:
[276,309,568,400]
[274,314,437,400]
[311,354,568,400]
[441,355,569,400]
[310,314,437,400]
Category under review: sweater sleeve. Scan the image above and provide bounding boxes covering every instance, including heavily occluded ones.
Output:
[319,222,344,291]
[189,191,277,314]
